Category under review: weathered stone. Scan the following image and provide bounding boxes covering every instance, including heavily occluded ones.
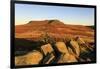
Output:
[57,52,77,63]
[55,42,77,63]
[76,37,86,44]
[55,42,69,54]
[41,44,54,55]
[70,39,80,57]
[76,37,93,52]
[15,50,43,66]
[44,53,55,64]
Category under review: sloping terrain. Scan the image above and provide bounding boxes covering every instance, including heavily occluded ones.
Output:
[15,20,94,41]
[15,20,95,66]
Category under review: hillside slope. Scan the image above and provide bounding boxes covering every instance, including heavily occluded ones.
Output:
[15,20,94,41]
[15,20,95,66]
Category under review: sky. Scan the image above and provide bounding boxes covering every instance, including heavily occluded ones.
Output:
[15,3,94,25]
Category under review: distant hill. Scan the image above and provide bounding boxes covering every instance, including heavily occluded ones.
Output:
[15,19,94,41]
[27,20,64,25]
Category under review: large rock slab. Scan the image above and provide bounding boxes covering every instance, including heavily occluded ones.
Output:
[55,42,69,54]
[41,44,54,55]
[70,39,80,57]
[40,44,55,64]
[15,50,43,66]
[55,42,78,63]
[57,47,78,63]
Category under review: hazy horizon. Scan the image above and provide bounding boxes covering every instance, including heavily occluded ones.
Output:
[15,3,94,26]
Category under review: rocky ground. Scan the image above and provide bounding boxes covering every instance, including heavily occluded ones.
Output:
[15,36,95,66]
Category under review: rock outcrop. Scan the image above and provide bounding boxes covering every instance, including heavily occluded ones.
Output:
[15,36,94,66]
[15,50,43,66]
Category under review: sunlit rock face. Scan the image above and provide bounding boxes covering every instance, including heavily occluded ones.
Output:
[15,50,43,66]
[41,44,54,55]
[70,39,80,57]
[55,42,69,54]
